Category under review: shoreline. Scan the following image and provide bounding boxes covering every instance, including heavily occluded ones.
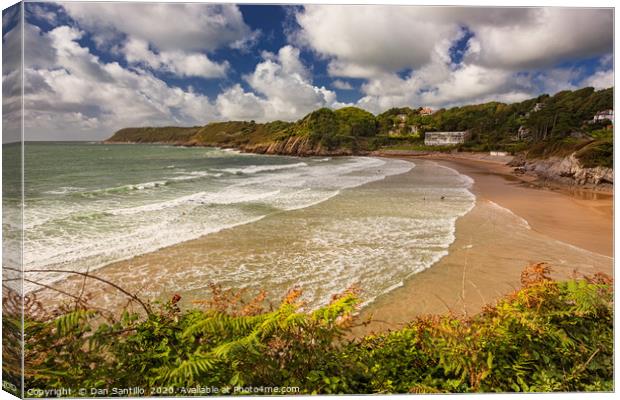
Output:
[30,150,613,333]
[352,155,613,337]
[420,154,613,256]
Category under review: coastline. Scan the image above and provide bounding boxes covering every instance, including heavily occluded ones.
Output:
[30,148,613,334]
[419,154,613,256]
[353,155,613,337]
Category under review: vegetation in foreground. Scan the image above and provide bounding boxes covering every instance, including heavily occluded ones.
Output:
[106,87,613,167]
[2,263,613,395]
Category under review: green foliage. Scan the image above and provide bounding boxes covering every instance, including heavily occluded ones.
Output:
[104,87,613,158]
[292,107,377,150]
[106,126,201,143]
[334,107,377,137]
[524,87,612,140]
[345,265,613,393]
[575,140,613,169]
[20,265,613,395]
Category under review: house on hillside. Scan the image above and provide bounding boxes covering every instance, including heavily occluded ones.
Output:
[592,109,614,124]
[515,125,531,141]
[389,114,420,137]
[419,107,433,115]
[525,103,545,118]
[424,131,471,146]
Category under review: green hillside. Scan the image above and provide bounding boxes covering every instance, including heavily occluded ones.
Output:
[106,126,201,143]
[105,87,613,165]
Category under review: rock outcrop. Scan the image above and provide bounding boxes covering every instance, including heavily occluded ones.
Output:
[510,153,613,188]
[236,136,362,157]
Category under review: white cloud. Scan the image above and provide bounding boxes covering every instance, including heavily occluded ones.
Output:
[122,37,229,79]
[216,45,345,122]
[295,6,612,77]
[12,4,615,140]
[26,3,58,25]
[466,8,613,70]
[61,3,255,79]
[215,84,266,121]
[582,70,614,90]
[21,24,217,140]
[356,64,533,113]
[332,79,353,90]
[293,5,613,112]
[294,5,460,78]
[61,3,253,52]
[2,6,23,143]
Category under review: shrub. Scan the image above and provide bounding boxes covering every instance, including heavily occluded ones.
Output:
[13,264,613,396]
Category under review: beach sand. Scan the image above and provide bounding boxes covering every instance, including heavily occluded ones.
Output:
[32,155,613,332]
[352,155,613,337]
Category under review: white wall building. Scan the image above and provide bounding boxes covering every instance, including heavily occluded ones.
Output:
[424,131,471,146]
[593,110,614,124]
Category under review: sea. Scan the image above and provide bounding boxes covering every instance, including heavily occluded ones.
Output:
[9,142,476,308]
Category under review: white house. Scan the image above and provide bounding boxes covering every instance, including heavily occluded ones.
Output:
[424,131,471,146]
[593,109,614,124]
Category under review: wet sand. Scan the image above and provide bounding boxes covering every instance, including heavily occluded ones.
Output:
[32,155,613,333]
[429,156,613,256]
[353,156,613,336]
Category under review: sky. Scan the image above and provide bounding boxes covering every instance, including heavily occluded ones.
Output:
[1,2,614,140]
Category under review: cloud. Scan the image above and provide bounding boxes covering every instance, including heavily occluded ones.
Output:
[293,5,460,78]
[122,37,229,79]
[216,45,344,121]
[465,8,613,70]
[295,6,612,77]
[20,23,217,140]
[26,3,58,24]
[293,5,613,112]
[356,64,534,113]
[332,79,353,90]
[61,3,254,52]
[60,3,255,79]
[11,4,615,140]
[580,56,614,91]
[2,5,23,143]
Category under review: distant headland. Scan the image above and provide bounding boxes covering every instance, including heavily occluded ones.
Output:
[106,86,613,188]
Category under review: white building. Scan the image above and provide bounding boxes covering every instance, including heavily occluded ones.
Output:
[593,109,614,124]
[424,131,471,146]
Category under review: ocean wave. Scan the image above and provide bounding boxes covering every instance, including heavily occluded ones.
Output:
[168,171,223,181]
[217,162,308,175]
[487,200,531,230]
[76,180,169,197]
[23,156,418,295]
[43,186,85,195]
[106,189,282,216]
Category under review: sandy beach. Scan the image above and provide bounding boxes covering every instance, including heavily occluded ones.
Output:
[31,153,613,334]
[353,155,613,336]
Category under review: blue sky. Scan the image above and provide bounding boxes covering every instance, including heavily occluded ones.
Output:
[1,2,614,140]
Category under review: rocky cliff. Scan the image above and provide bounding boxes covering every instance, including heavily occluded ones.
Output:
[511,153,613,189]
[235,136,361,156]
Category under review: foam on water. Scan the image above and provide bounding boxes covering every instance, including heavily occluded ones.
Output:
[90,157,478,310]
[217,162,309,175]
[21,146,416,292]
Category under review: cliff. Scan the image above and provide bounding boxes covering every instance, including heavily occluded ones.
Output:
[511,152,613,189]
[105,126,201,144]
[105,87,614,188]
[106,107,381,156]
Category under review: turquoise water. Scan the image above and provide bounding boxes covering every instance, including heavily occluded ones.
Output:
[18,142,421,291]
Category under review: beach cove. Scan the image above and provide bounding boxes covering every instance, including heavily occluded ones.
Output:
[26,145,613,328]
[355,155,613,336]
